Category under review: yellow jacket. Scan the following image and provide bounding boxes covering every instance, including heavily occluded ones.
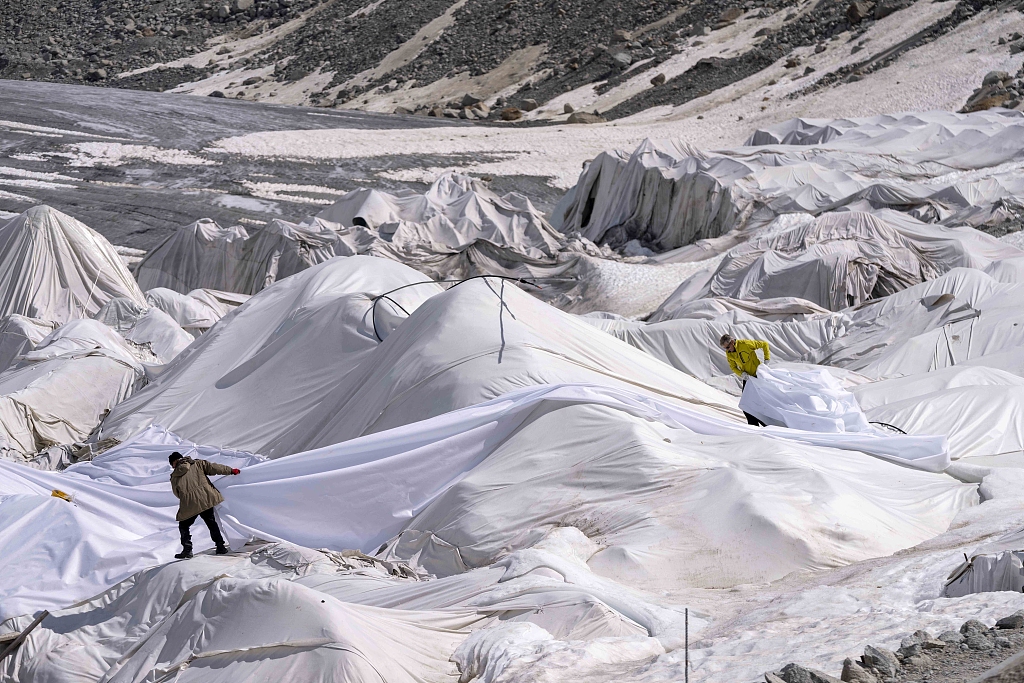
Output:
[726,339,770,377]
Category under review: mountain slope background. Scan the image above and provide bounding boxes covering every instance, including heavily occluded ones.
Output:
[2,0,1022,122]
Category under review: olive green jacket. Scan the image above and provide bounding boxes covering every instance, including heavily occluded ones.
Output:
[170,457,233,521]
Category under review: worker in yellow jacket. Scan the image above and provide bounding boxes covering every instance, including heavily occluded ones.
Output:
[720,333,770,426]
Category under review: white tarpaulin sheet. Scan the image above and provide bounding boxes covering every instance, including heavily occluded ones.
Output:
[944,526,1024,597]
[0,206,146,323]
[134,217,346,296]
[0,319,144,461]
[740,365,873,434]
[144,286,249,334]
[0,382,967,622]
[554,112,1024,251]
[0,314,56,373]
[96,256,444,453]
[582,313,847,383]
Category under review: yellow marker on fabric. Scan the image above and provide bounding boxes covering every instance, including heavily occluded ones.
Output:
[50,489,73,503]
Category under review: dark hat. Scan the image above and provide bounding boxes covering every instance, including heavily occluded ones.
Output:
[168,451,184,466]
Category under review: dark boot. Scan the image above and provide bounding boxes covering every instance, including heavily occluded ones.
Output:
[174,548,193,559]
[215,545,229,555]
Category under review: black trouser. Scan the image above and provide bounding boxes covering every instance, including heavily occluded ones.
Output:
[741,379,766,427]
[744,411,766,427]
[179,507,225,551]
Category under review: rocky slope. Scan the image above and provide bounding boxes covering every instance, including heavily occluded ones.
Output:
[2,0,1022,120]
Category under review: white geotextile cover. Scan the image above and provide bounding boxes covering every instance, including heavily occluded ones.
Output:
[554,112,1024,250]
[0,424,263,620]
[852,367,1024,463]
[808,268,1024,378]
[739,365,872,434]
[95,256,444,453]
[0,383,972,623]
[984,255,1024,283]
[0,314,56,373]
[134,175,581,307]
[134,217,345,296]
[0,206,146,323]
[251,277,743,456]
[0,320,142,461]
[2,538,664,683]
[649,295,833,323]
[94,296,194,364]
[144,286,249,333]
[582,312,847,383]
[864,385,1024,463]
[664,212,997,312]
[943,526,1024,597]
[317,173,563,259]
[943,550,1024,597]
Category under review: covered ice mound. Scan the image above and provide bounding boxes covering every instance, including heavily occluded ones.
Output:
[134,217,348,295]
[2,539,663,683]
[667,212,974,311]
[0,319,142,462]
[553,111,1024,251]
[318,172,564,259]
[0,314,57,374]
[95,255,443,453]
[260,277,742,456]
[649,295,834,323]
[0,205,146,323]
[582,309,847,386]
[382,401,975,589]
[850,366,1024,463]
[554,138,748,250]
[944,527,1024,597]
[808,268,1024,377]
[0,540,480,683]
[316,173,629,313]
[652,209,1022,317]
[93,297,194,364]
[144,287,249,335]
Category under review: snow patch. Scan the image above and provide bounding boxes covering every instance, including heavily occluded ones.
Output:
[66,143,218,168]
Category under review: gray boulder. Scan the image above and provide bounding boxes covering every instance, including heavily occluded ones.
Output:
[520,98,538,111]
[650,72,666,86]
[563,103,574,113]
[938,630,965,645]
[996,611,1024,629]
[841,658,877,683]
[961,619,990,636]
[567,111,606,124]
[847,1,874,24]
[983,70,1010,86]
[773,662,843,683]
[861,645,899,678]
[967,633,994,651]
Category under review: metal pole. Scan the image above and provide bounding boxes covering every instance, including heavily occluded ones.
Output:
[685,607,689,683]
[0,611,48,661]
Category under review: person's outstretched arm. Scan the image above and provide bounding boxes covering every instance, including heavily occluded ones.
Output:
[755,340,771,362]
[200,460,235,476]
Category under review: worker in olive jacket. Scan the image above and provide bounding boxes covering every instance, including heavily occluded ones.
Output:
[169,451,239,559]
[719,333,770,427]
